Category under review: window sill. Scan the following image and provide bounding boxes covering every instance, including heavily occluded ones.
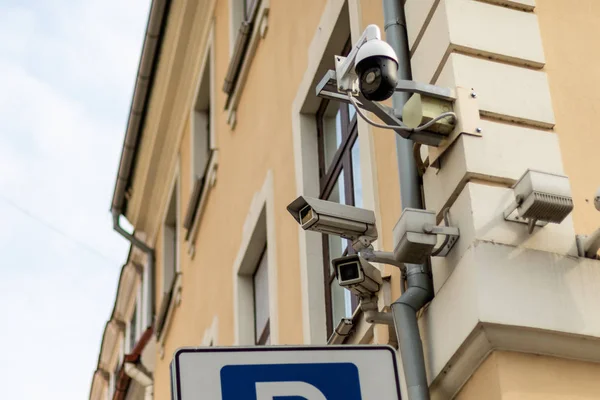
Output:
[155,272,182,353]
[187,150,219,257]
[225,0,270,128]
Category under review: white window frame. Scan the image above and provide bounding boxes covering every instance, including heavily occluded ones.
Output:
[233,171,279,345]
[290,0,383,345]
[156,164,183,346]
[224,0,270,126]
[190,25,216,188]
[162,174,180,289]
[186,24,219,254]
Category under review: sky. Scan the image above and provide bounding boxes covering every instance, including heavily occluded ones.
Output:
[0,0,151,398]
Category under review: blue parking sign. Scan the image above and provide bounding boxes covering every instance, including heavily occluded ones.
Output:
[220,363,362,399]
[171,346,401,400]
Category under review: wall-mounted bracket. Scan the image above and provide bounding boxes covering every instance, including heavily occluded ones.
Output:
[360,296,394,326]
[316,70,447,146]
[423,224,460,257]
[503,196,548,234]
[393,208,460,263]
[576,231,600,259]
[359,248,405,269]
[428,86,482,168]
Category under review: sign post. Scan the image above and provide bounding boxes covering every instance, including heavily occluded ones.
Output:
[171,345,401,400]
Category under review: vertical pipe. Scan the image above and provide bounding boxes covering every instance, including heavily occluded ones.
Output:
[113,211,156,327]
[384,0,422,210]
[382,1,434,399]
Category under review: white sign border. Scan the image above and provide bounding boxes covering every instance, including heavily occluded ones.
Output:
[171,345,402,400]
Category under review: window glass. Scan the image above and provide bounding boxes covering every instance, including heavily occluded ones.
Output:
[348,103,356,121]
[351,140,362,208]
[129,305,137,351]
[253,248,269,344]
[322,101,343,171]
[330,279,347,325]
[327,176,345,275]
[163,181,178,292]
[316,37,361,337]
[244,0,257,20]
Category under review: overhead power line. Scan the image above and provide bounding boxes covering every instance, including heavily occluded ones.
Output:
[0,194,121,265]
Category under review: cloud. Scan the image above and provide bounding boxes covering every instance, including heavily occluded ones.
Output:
[0,0,151,398]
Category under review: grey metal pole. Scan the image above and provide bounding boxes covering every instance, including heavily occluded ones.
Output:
[384,0,421,210]
[383,1,434,399]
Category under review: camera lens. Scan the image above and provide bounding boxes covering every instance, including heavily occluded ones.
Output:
[299,205,316,226]
[356,57,398,101]
[339,262,361,282]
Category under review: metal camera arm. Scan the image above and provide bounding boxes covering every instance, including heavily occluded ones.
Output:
[359,295,394,326]
[336,24,382,94]
[316,71,456,147]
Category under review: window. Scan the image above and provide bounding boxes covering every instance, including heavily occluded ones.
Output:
[163,181,178,293]
[253,246,270,345]
[156,178,179,337]
[223,0,269,116]
[233,173,277,345]
[185,33,219,246]
[230,0,258,48]
[316,39,362,338]
[128,304,137,352]
[184,48,213,237]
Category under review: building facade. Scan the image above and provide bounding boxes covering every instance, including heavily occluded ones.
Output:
[90,0,600,399]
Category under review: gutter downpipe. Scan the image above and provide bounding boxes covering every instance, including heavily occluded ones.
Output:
[110,0,170,324]
[112,211,155,322]
[124,362,153,400]
[383,1,434,400]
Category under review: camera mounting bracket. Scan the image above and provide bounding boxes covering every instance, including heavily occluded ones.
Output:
[316,70,455,147]
[422,224,460,257]
[360,296,394,326]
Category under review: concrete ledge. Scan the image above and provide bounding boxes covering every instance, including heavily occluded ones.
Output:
[412,0,545,84]
[435,53,555,128]
[420,240,600,399]
[431,182,578,293]
[479,0,535,11]
[423,119,564,216]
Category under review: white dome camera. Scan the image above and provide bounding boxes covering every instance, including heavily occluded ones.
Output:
[594,186,600,211]
[355,38,398,101]
[335,25,399,102]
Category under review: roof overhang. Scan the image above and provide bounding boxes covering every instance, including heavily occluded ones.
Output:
[110,0,172,219]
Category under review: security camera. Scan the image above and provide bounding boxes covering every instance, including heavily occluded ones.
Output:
[355,36,398,101]
[287,196,377,249]
[332,255,382,298]
[595,186,600,211]
[335,24,398,102]
[504,169,573,233]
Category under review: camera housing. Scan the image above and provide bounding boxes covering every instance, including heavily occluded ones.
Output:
[332,255,382,298]
[287,196,377,245]
[503,169,573,234]
[355,39,398,101]
[334,24,399,102]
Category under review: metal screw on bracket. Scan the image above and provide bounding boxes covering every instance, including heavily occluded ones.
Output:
[471,92,477,98]
[476,127,482,133]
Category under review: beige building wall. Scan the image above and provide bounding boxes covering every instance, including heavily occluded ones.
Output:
[458,351,600,400]
[537,0,600,235]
